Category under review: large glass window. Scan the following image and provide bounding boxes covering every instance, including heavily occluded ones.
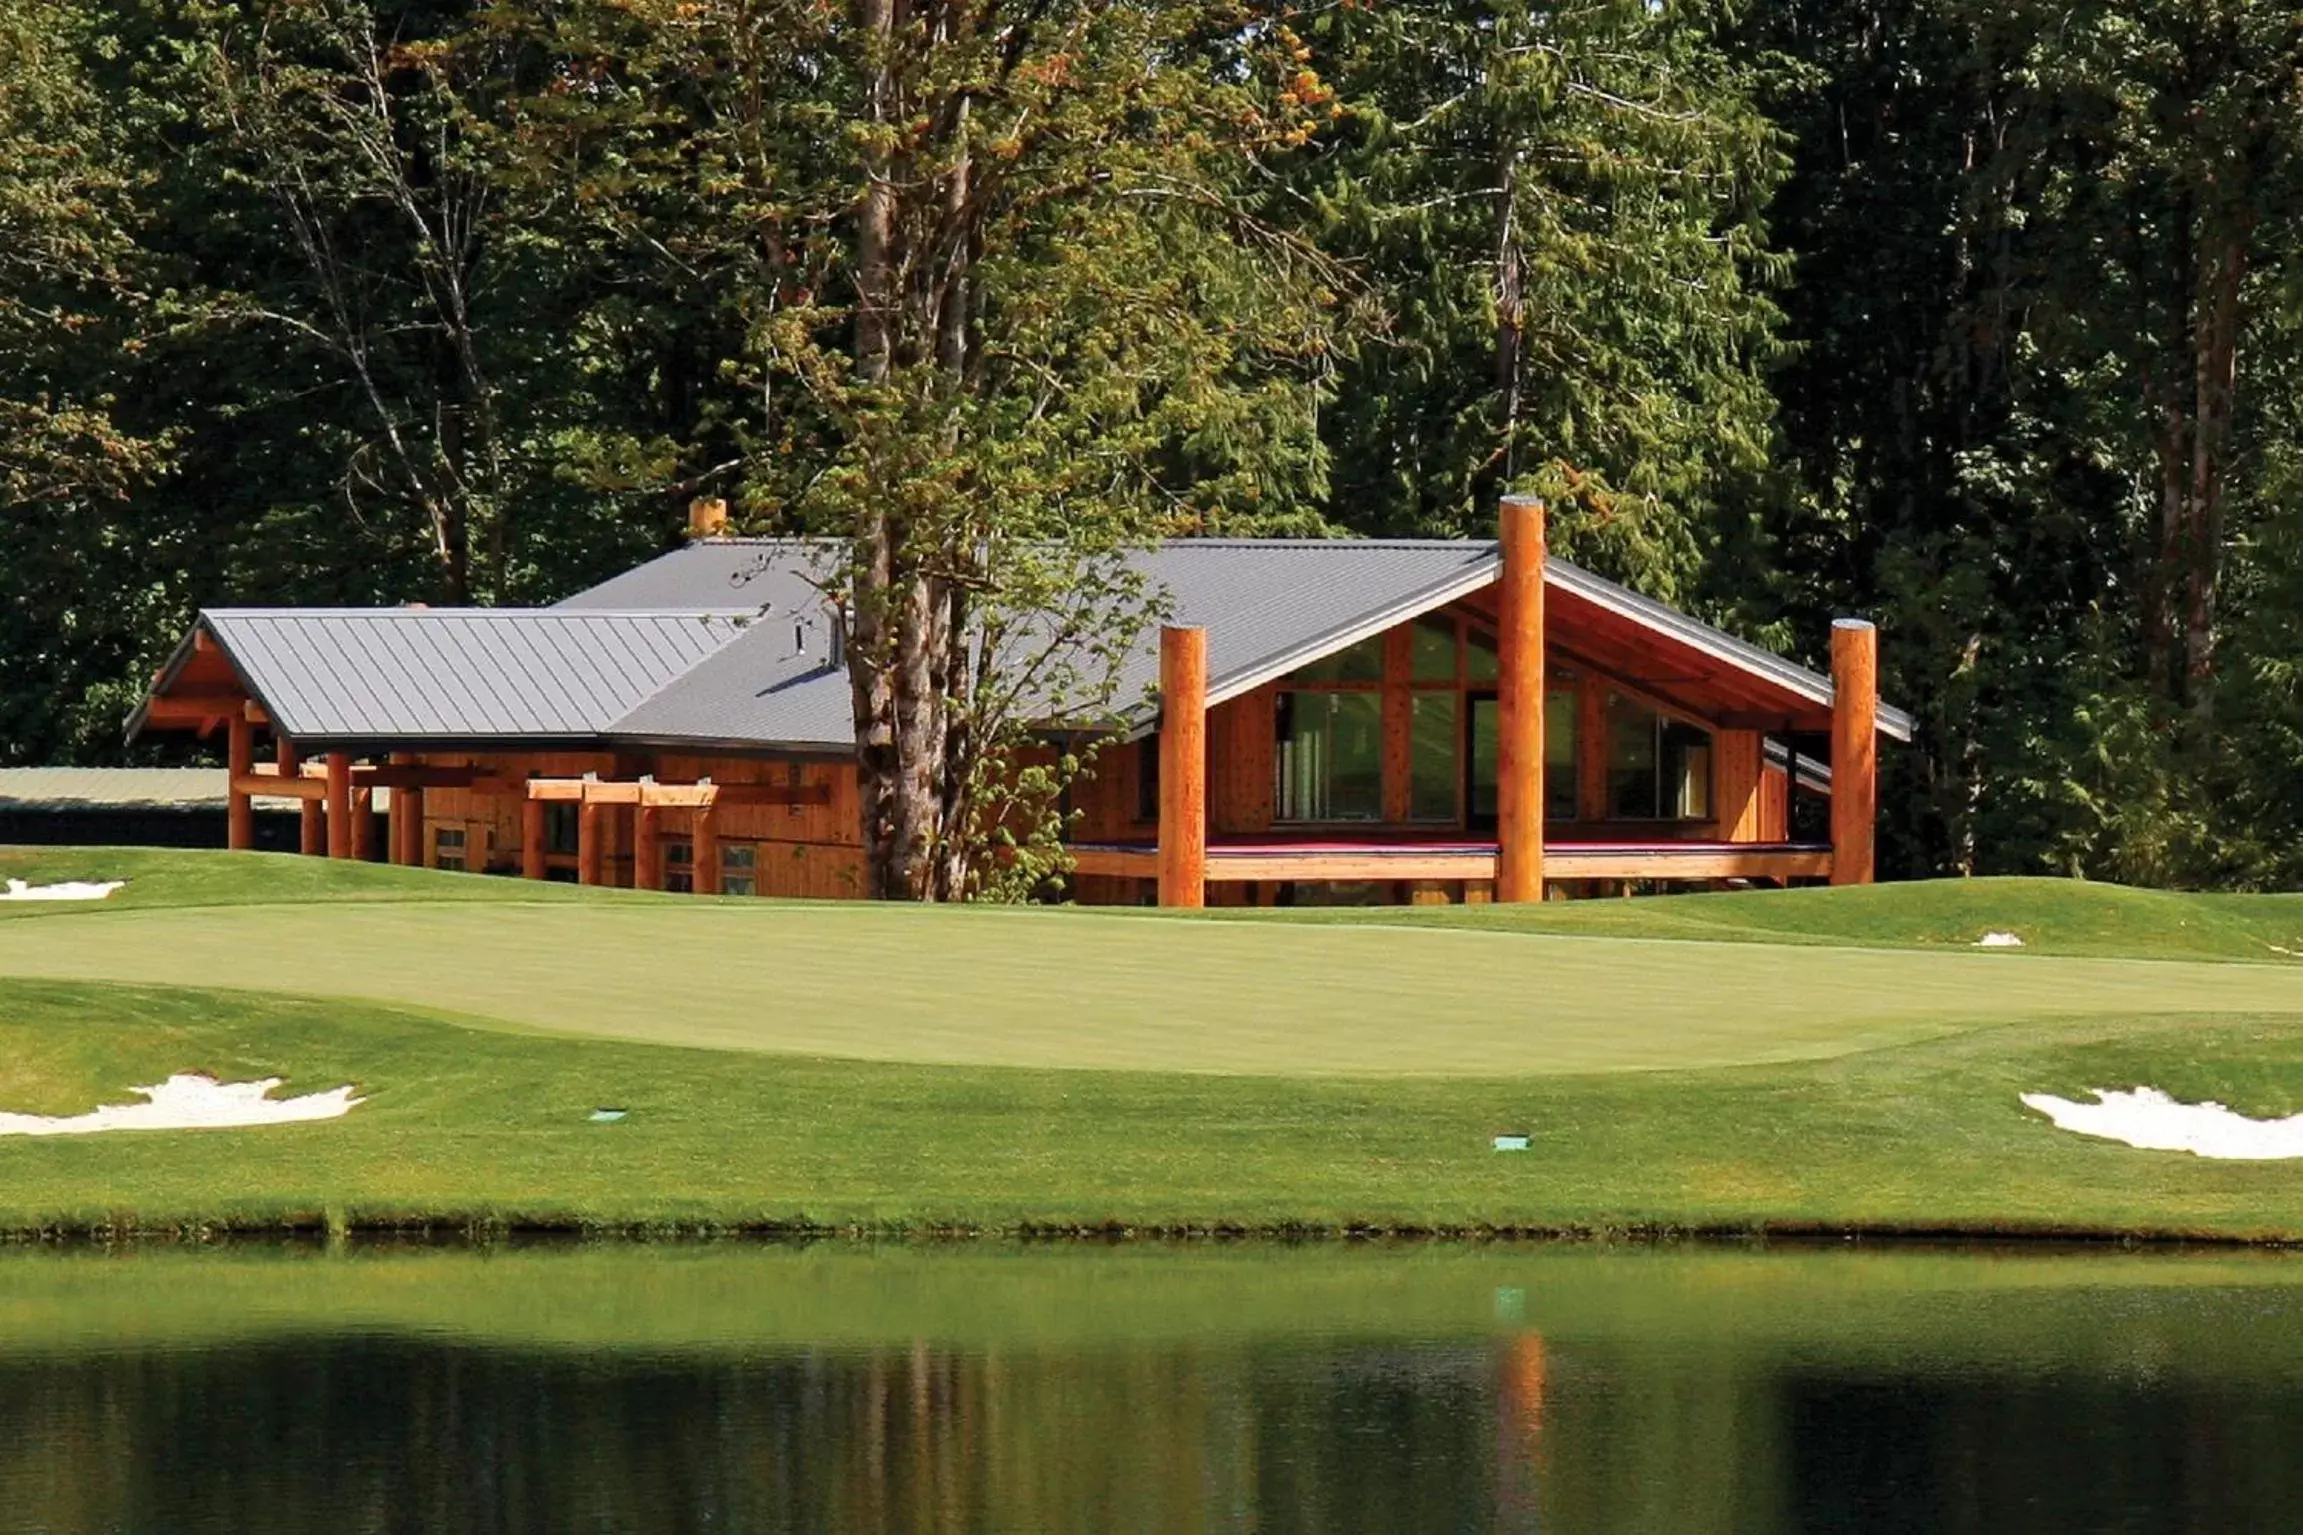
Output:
[1467,689,1578,824]
[1285,635,1383,685]
[1606,693,1713,820]
[1546,690,1577,819]
[1409,693,1459,821]
[1606,693,1660,818]
[1276,691,1382,821]
[1466,628,1499,683]
[1409,617,1458,683]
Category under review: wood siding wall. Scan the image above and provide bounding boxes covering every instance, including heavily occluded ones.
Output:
[413,751,865,899]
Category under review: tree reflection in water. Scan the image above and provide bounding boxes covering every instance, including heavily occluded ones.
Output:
[0,1250,2299,1532]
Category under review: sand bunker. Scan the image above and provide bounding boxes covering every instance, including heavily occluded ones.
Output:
[0,1074,361,1137]
[2021,1086,2303,1160]
[0,878,124,902]
[1975,931,2025,948]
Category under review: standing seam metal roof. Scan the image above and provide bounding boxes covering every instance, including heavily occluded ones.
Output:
[140,539,1911,751]
[199,609,752,742]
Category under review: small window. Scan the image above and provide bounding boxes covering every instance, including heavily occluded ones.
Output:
[1276,691,1382,821]
[1283,635,1383,685]
[1663,722,1712,820]
[787,762,807,818]
[1136,735,1160,823]
[1409,616,1458,683]
[664,839,694,894]
[434,826,467,873]
[543,803,580,855]
[722,843,757,897]
[1409,693,1459,821]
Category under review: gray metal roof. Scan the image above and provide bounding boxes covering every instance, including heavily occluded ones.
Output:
[606,615,856,752]
[574,538,1913,741]
[134,536,1910,755]
[199,609,750,746]
[556,538,836,614]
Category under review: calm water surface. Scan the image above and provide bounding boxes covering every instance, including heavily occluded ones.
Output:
[0,1243,2299,1533]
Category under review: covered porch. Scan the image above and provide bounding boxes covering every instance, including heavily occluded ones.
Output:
[1069,835,1834,891]
[1110,495,1887,907]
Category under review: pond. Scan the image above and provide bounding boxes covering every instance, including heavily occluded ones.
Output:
[1,1242,2300,1533]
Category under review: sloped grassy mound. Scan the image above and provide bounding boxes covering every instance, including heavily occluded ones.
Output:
[3,976,2303,1238]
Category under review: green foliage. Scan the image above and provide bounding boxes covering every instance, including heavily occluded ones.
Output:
[1291,0,1787,597]
[5,0,2303,893]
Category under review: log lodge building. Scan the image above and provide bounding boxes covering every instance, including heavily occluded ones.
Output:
[129,499,1910,906]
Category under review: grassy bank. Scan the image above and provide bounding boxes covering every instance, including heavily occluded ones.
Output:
[0,848,2299,1238]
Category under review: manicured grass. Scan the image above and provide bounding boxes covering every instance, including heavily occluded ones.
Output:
[0,854,2298,1076]
[1,974,2303,1237]
[0,847,2300,1238]
[1214,874,2303,963]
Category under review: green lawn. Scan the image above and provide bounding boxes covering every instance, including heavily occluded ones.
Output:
[0,847,2299,1238]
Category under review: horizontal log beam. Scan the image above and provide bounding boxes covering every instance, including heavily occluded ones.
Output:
[1067,845,1834,885]
[232,773,326,802]
[1069,847,1160,878]
[143,694,249,725]
[521,779,835,808]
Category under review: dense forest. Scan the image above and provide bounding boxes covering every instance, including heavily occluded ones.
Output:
[2,0,2298,888]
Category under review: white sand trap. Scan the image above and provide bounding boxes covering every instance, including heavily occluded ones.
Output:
[1975,931,2025,948]
[0,878,124,902]
[0,1074,361,1137]
[2021,1087,2303,1159]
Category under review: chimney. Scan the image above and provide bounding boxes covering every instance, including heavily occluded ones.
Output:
[687,496,730,541]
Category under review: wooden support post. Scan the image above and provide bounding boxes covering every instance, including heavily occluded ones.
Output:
[280,740,323,856]
[1495,495,1547,902]
[578,799,604,886]
[226,714,255,851]
[325,754,353,859]
[1575,675,1608,824]
[351,788,376,862]
[1380,626,1414,823]
[521,796,547,880]
[393,785,425,866]
[692,804,721,895]
[634,803,662,891]
[1156,625,1208,909]
[1830,619,1878,885]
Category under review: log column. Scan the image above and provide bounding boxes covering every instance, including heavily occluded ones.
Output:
[226,714,255,851]
[280,739,323,856]
[577,798,605,886]
[521,796,547,880]
[325,753,354,859]
[351,788,376,861]
[634,802,663,891]
[1495,495,1547,902]
[1830,618,1878,886]
[1156,625,1208,909]
[393,786,425,866]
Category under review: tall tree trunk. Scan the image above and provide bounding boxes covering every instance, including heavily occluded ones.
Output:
[2143,187,2196,705]
[850,0,910,897]
[2183,217,2249,721]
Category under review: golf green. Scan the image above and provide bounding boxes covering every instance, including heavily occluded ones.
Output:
[0,898,2297,1075]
